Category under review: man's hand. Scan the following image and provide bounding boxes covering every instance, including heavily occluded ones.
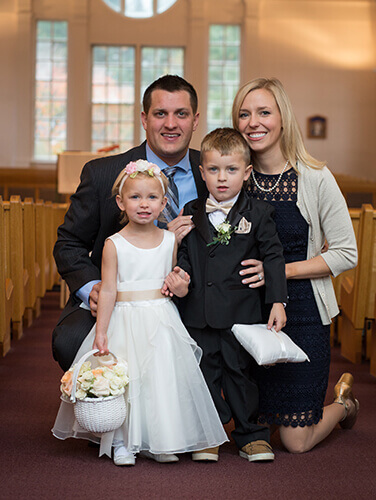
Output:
[89,282,102,317]
[239,259,265,288]
[167,209,194,245]
[162,266,190,298]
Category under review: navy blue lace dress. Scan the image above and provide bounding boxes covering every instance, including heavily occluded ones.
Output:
[248,168,330,427]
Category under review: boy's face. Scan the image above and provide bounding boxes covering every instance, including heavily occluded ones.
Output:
[200,150,251,203]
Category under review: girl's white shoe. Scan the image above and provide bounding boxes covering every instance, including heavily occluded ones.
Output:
[113,445,136,466]
[140,450,179,463]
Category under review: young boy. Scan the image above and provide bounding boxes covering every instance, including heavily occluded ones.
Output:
[164,128,288,462]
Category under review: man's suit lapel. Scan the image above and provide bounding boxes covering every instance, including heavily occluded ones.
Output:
[189,150,207,198]
[130,141,147,161]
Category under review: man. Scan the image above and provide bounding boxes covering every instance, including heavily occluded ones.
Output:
[53,75,207,371]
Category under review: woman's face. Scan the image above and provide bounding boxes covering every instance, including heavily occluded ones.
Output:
[237,88,283,158]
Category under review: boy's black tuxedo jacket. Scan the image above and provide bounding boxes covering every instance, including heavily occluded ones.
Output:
[178,189,288,330]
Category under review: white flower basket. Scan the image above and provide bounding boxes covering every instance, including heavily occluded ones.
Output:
[70,349,127,434]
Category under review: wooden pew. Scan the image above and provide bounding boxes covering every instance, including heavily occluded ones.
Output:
[23,198,40,323]
[50,202,70,308]
[330,208,362,344]
[0,196,14,356]
[52,202,69,288]
[334,174,376,208]
[35,200,48,304]
[44,201,56,291]
[35,199,68,294]
[371,295,376,377]
[7,196,29,339]
[0,196,68,356]
[340,204,376,363]
[0,167,58,202]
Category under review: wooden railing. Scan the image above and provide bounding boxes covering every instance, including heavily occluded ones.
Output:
[334,174,376,208]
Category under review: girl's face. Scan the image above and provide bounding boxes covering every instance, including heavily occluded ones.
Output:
[116,175,167,226]
[237,88,283,158]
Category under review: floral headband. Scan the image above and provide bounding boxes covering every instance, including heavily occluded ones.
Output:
[118,159,165,195]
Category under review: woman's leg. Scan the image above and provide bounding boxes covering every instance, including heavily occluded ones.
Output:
[279,402,345,453]
[279,373,359,454]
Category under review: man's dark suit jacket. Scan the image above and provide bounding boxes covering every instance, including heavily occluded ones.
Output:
[177,189,288,330]
[52,141,206,369]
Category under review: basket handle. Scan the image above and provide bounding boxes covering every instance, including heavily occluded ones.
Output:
[70,349,118,403]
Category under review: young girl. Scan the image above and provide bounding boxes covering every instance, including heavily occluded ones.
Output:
[52,160,228,466]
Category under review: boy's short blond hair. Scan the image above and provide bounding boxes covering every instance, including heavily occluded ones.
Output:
[200,127,251,165]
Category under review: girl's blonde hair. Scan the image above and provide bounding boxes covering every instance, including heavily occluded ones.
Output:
[232,77,325,170]
[112,167,168,225]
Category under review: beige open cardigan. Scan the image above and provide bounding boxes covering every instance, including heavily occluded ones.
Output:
[295,162,358,325]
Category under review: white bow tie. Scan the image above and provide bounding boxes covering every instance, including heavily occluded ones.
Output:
[205,198,234,216]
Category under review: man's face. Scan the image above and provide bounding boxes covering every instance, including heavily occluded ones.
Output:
[141,89,199,166]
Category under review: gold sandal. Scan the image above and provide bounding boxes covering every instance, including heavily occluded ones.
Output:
[333,373,360,429]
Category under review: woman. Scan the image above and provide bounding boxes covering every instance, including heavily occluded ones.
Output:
[232,77,359,453]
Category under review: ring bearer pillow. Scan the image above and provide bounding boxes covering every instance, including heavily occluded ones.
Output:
[231,324,310,366]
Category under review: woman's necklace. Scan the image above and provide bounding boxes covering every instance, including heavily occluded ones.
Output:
[251,160,289,192]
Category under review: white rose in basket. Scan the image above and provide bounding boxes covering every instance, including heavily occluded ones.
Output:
[78,370,95,392]
[75,388,87,400]
[108,377,126,396]
[112,361,128,378]
[91,377,111,398]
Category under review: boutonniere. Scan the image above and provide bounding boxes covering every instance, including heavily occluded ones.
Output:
[207,220,237,247]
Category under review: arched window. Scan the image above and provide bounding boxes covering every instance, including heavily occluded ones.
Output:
[102,0,177,18]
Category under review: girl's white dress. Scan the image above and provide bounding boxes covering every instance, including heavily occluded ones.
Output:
[52,230,228,454]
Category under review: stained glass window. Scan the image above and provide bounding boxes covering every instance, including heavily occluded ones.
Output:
[34,20,68,161]
[207,25,240,132]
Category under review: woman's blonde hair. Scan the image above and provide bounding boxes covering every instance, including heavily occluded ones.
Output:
[112,169,168,225]
[232,77,325,170]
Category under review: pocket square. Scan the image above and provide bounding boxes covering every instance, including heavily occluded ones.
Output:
[235,217,252,234]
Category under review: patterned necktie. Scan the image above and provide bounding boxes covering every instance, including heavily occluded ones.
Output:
[163,166,179,222]
[205,198,234,216]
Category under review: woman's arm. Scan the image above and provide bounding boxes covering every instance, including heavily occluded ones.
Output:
[93,239,118,355]
[240,252,332,284]
[313,168,357,276]
[285,255,330,279]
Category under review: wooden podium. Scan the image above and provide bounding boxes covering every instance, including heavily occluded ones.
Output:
[57,151,105,194]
